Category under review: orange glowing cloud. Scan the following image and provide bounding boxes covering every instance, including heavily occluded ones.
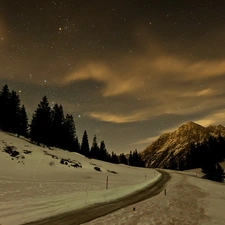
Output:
[196,110,225,127]
[89,110,151,123]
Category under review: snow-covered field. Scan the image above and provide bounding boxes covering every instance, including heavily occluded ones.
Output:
[1,131,225,225]
[0,132,160,225]
[84,170,225,225]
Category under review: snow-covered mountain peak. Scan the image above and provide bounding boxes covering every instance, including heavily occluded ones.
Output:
[141,122,225,169]
[177,121,204,132]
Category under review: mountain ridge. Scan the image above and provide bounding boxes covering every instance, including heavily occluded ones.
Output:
[141,121,225,169]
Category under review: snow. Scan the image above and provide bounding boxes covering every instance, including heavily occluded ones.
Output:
[83,170,225,225]
[1,131,225,225]
[0,132,160,225]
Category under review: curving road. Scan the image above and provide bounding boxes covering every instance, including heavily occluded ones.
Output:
[23,170,170,225]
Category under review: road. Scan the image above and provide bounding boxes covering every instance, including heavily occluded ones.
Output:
[23,170,170,225]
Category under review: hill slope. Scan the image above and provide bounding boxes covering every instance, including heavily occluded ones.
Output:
[0,131,159,225]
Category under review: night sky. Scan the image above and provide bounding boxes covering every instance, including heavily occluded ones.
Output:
[1,0,225,154]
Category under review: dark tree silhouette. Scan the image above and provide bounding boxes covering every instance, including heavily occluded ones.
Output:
[74,136,80,153]
[202,161,224,182]
[8,90,21,134]
[128,151,133,166]
[99,140,111,161]
[63,114,77,152]
[0,85,28,137]
[200,137,225,182]
[129,150,145,167]
[30,96,52,146]
[0,85,113,161]
[90,135,100,159]
[111,151,119,164]
[51,104,65,148]
[81,130,90,157]
[119,153,128,165]
[18,105,28,137]
[0,84,11,131]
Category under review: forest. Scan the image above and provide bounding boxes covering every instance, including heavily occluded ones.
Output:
[0,84,145,167]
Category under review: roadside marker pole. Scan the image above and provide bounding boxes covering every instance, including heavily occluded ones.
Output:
[106,176,108,189]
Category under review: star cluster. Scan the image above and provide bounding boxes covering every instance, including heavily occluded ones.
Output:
[1,0,225,153]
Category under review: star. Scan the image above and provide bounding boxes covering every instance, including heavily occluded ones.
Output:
[1,0,225,154]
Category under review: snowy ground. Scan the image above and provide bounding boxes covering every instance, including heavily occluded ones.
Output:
[83,170,225,225]
[0,132,160,225]
[1,132,225,225]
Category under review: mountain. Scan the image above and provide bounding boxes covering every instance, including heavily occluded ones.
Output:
[141,121,225,170]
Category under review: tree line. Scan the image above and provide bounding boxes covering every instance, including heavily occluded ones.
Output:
[0,84,145,167]
[169,135,225,182]
[0,84,28,137]
[188,136,225,182]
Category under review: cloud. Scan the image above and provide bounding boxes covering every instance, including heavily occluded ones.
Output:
[89,110,150,123]
[64,53,225,124]
[64,62,110,83]
[132,124,180,145]
[2,23,225,127]
[63,62,143,96]
[195,109,225,127]
[64,55,225,98]
[132,135,160,145]
[134,108,225,146]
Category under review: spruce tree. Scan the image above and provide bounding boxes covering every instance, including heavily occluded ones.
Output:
[8,90,21,134]
[119,153,128,165]
[51,104,64,148]
[18,105,28,137]
[0,85,11,131]
[74,136,80,153]
[30,96,52,146]
[90,135,100,159]
[99,140,110,161]
[129,150,145,167]
[63,114,77,151]
[202,162,224,182]
[128,151,133,166]
[111,151,119,164]
[81,130,90,157]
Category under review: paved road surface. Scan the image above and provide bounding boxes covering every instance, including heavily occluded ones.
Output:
[24,170,170,225]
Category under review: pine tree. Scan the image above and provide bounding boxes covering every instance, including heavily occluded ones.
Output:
[202,162,224,182]
[8,90,21,134]
[90,135,100,159]
[30,96,52,146]
[51,104,64,148]
[81,130,90,157]
[200,137,225,182]
[63,114,77,151]
[119,153,128,165]
[74,136,80,153]
[133,149,145,167]
[111,151,119,164]
[18,105,28,137]
[0,85,11,131]
[0,85,28,137]
[128,151,133,166]
[129,150,145,167]
[99,140,111,161]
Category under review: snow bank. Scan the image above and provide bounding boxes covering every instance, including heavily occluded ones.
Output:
[0,132,160,225]
[83,170,225,225]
